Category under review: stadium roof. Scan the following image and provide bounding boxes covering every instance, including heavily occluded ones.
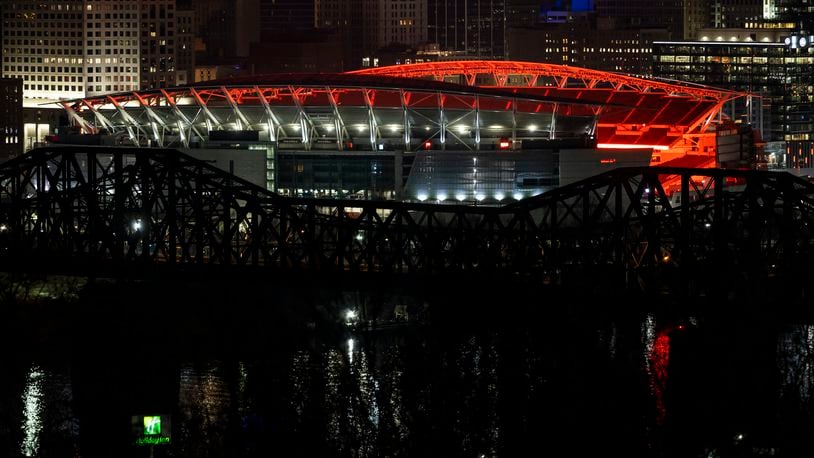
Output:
[58,61,747,165]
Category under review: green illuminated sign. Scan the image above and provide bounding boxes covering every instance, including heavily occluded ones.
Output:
[135,436,170,446]
[143,416,161,436]
[132,414,171,447]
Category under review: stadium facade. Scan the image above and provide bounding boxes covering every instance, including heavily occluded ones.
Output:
[52,61,748,203]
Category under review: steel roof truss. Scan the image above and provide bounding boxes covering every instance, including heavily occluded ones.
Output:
[221,86,250,130]
[254,86,284,143]
[81,99,117,134]
[400,90,411,150]
[326,87,349,151]
[190,88,222,130]
[288,86,314,150]
[63,101,95,134]
[160,89,205,147]
[362,89,380,151]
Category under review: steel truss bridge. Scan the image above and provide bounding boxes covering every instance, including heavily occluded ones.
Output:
[1,146,813,300]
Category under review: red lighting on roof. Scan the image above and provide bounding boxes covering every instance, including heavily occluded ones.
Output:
[350,60,739,100]
[61,61,744,172]
[597,143,670,151]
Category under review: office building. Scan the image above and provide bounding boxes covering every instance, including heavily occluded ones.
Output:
[1,0,194,102]
[428,0,507,58]
[0,78,23,162]
[654,28,814,167]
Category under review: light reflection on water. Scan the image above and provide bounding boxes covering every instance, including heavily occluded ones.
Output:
[7,315,814,456]
[641,313,670,426]
[20,365,44,457]
[16,363,78,458]
[177,362,232,458]
[777,324,814,408]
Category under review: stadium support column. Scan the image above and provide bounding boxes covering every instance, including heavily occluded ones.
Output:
[82,100,119,138]
[475,95,481,151]
[363,89,379,151]
[400,89,411,150]
[190,88,222,132]
[328,87,349,151]
[107,96,151,145]
[397,89,409,201]
[61,102,95,134]
[160,89,204,147]
[395,149,403,201]
[438,91,446,151]
[134,92,169,147]
[221,87,250,131]
[511,97,517,149]
[255,86,282,142]
[289,85,313,151]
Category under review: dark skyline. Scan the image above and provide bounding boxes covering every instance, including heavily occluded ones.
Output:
[260,0,316,36]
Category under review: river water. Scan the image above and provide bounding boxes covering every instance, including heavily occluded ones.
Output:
[0,276,812,457]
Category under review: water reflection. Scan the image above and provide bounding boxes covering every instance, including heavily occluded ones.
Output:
[20,365,44,457]
[7,312,814,456]
[641,313,670,426]
[778,324,814,410]
[177,362,233,458]
[16,363,78,458]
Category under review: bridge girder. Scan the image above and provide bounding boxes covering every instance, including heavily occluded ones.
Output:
[0,147,813,299]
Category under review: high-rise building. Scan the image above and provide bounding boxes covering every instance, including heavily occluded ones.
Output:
[372,0,428,49]
[683,0,710,39]
[507,0,544,27]
[682,0,810,38]
[1,0,193,102]
[1,0,137,101]
[316,0,428,68]
[654,27,814,168]
[0,78,23,162]
[260,0,315,37]
[711,0,765,28]
[140,0,181,89]
[193,0,234,61]
[428,0,507,58]
[191,0,259,62]
[507,11,667,75]
[594,0,682,39]
[775,0,814,29]
[176,8,195,83]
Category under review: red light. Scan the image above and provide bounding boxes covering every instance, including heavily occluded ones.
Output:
[499,139,510,149]
[599,158,616,164]
[424,141,432,150]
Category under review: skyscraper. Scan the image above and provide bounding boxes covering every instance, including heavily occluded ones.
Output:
[316,0,428,68]
[2,0,138,101]
[260,0,315,37]
[594,0,682,39]
[775,0,814,29]
[428,0,507,58]
[712,0,765,28]
[1,0,193,102]
[193,0,260,62]
[0,78,23,162]
[140,0,187,89]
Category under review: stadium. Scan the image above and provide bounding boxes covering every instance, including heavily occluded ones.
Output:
[55,61,748,203]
